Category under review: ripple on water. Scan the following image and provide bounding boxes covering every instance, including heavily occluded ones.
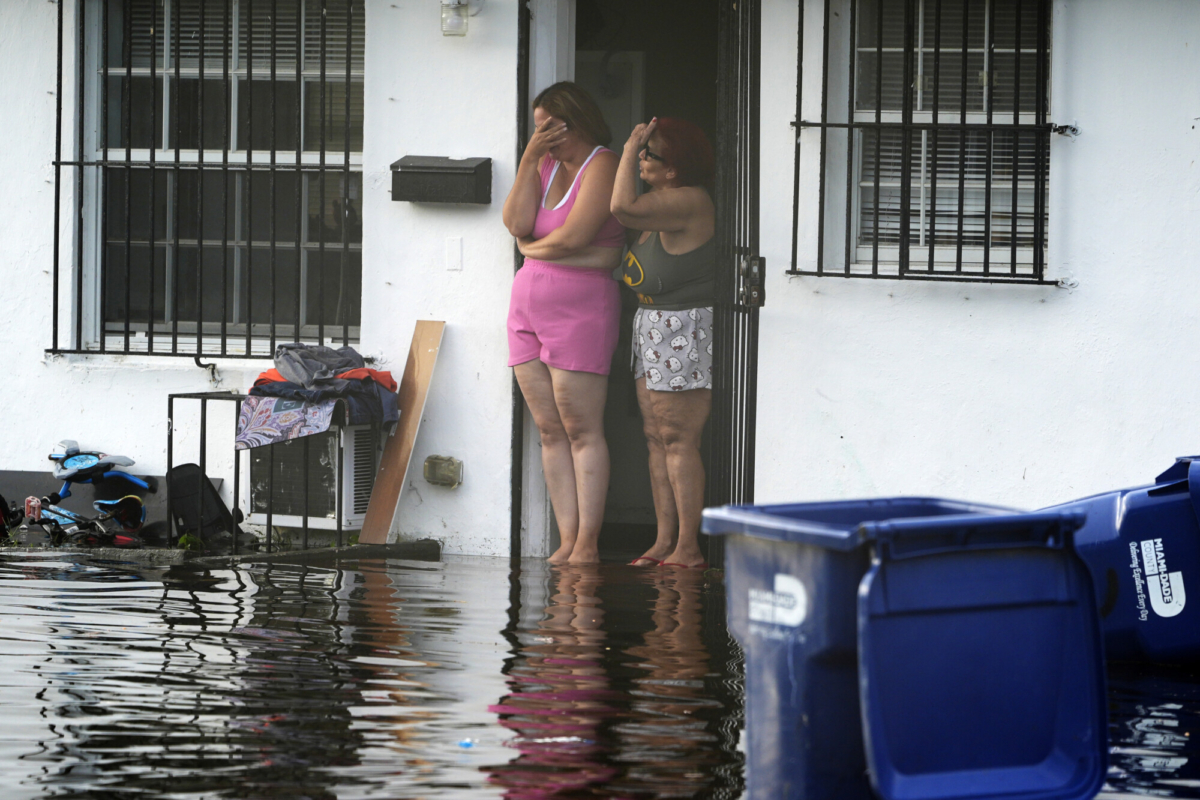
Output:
[0,554,745,799]
[2,551,1200,799]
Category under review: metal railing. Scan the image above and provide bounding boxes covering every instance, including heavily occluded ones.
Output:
[168,391,371,555]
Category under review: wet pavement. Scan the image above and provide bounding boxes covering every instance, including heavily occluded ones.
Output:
[0,552,1196,799]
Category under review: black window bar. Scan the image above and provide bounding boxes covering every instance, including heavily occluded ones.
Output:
[788,0,1055,284]
[51,0,364,359]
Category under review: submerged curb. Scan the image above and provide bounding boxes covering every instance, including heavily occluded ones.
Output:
[189,539,442,568]
[0,539,442,569]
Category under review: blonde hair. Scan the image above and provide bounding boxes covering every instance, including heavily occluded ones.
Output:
[532,82,612,147]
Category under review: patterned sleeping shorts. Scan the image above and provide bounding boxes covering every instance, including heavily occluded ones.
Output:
[632,306,714,392]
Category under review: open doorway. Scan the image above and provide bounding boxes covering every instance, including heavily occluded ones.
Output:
[572,0,720,559]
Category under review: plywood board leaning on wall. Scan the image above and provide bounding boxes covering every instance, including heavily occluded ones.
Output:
[358,321,445,545]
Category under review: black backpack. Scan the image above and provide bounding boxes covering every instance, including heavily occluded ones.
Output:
[0,491,21,528]
[166,463,243,545]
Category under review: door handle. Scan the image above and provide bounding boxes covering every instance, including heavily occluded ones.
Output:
[739,255,766,308]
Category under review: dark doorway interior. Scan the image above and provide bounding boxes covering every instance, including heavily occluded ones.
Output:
[573,0,720,559]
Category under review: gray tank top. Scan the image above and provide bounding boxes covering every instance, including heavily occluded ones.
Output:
[621,232,716,310]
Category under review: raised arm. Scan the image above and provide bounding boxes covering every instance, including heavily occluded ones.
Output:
[503,116,568,237]
[610,120,653,227]
[516,150,620,262]
[610,120,710,232]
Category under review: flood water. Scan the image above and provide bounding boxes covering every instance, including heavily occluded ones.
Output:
[0,551,1196,800]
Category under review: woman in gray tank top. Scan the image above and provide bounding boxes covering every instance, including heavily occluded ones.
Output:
[611,117,716,570]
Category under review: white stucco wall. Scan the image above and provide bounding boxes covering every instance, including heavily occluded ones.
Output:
[7,0,1199,555]
[362,1,518,555]
[757,0,1200,510]
[0,0,520,556]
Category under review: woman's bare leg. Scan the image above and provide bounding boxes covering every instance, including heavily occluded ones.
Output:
[515,360,580,564]
[649,388,711,568]
[633,379,680,565]
[547,366,610,565]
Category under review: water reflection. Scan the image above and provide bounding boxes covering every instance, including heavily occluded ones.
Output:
[0,554,742,799]
[485,564,743,799]
[487,566,620,796]
[10,553,1200,799]
[616,568,730,797]
[23,562,370,799]
[1104,664,1200,798]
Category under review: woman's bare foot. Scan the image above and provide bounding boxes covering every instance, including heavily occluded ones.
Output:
[547,544,574,564]
[567,543,601,564]
[661,545,707,569]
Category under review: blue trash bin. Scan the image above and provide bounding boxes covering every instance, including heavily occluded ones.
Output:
[1046,456,1200,664]
[703,498,1108,800]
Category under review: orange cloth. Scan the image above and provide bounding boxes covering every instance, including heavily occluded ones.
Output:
[253,368,286,387]
[252,366,396,393]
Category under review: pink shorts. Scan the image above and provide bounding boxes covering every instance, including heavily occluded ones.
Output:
[507,260,621,375]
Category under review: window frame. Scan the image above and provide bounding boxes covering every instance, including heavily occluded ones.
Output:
[53,0,365,359]
[788,0,1057,285]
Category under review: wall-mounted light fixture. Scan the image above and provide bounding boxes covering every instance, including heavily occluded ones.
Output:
[441,0,485,36]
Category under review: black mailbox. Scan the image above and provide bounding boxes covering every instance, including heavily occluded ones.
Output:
[390,156,492,204]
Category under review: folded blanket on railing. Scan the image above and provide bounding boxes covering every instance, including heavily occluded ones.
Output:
[235,396,339,450]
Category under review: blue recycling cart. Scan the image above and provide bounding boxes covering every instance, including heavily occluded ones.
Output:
[1045,456,1200,664]
[702,497,1108,800]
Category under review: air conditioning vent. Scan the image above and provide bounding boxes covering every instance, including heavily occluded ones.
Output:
[246,425,379,530]
[350,425,377,516]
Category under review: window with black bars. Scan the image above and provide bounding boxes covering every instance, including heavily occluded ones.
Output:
[789,0,1054,283]
[51,0,363,358]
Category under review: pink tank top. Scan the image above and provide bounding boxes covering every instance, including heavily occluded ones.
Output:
[532,146,626,248]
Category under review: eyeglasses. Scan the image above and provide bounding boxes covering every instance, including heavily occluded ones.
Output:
[640,146,666,164]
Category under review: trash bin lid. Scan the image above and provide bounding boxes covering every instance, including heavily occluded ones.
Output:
[701,497,1020,551]
[1150,455,1200,527]
[857,509,1107,800]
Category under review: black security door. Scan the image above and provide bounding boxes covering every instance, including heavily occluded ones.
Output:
[709,0,763,512]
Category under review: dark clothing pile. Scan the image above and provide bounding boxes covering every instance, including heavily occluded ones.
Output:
[249,344,399,426]
[275,343,363,389]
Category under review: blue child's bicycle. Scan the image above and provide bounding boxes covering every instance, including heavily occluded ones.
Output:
[44,439,157,506]
[3,441,157,547]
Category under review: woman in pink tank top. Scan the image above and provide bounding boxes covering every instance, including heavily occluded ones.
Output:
[502,82,625,565]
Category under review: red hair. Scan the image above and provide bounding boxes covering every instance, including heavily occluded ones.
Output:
[654,117,715,190]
